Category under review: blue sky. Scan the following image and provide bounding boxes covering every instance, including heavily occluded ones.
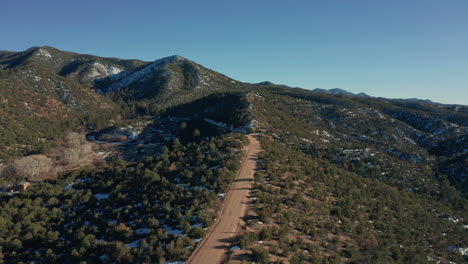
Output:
[2,0,467,104]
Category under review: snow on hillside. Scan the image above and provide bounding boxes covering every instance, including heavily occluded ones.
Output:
[204,118,249,134]
[88,62,126,80]
[36,48,52,59]
[103,55,183,93]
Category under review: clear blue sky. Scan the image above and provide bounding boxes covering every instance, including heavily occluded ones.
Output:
[2,0,467,104]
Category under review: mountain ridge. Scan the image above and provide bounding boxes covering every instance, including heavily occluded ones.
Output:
[1,46,464,106]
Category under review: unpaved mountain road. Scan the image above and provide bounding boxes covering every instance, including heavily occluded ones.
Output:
[187,135,261,264]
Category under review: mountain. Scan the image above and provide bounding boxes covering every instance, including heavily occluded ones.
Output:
[256,81,275,85]
[96,54,244,108]
[314,87,355,95]
[397,97,435,104]
[0,46,467,263]
[0,47,244,159]
[312,88,370,97]
[1,46,466,199]
[312,87,372,98]
[0,47,122,158]
[356,92,371,97]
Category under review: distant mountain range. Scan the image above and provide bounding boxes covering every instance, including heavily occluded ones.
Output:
[257,82,442,104]
[313,87,370,97]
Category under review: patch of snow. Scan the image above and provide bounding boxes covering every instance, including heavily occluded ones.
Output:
[106,65,123,75]
[89,62,125,80]
[136,228,150,235]
[404,137,416,145]
[204,118,248,133]
[94,193,109,200]
[77,178,92,183]
[88,67,102,79]
[322,130,331,137]
[459,247,468,256]
[376,111,385,119]
[163,225,185,236]
[191,223,204,228]
[63,183,75,191]
[64,221,75,228]
[99,254,108,263]
[36,49,52,59]
[126,239,143,249]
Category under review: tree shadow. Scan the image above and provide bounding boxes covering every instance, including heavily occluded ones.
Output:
[213,235,242,249]
[230,188,253,191]
[230,252,254,262]
[234,178,254,182]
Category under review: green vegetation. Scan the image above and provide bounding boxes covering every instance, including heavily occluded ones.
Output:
[245,138,467,263]
[238,87,467,263]
[0,133,246,262]
[165,92,253,129]
[1,46,467,263]
[249,88,468,197]
[0,56,119,159]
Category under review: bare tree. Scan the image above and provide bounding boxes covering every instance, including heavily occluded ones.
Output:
[12,155,54,179]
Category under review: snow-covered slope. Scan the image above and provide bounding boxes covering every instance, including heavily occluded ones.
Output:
[102,55,183,93]
[88,62,126,80]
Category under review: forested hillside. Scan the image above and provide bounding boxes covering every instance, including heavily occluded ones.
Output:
[0,47,129,158]
[0,47,245,160]
[238,88,468,264]
[249,87,468,197]
[0,46,466,263]
[0,133,246,262]
[241,138,467,263]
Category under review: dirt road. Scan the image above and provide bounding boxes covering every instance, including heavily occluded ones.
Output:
[187,135,261,264]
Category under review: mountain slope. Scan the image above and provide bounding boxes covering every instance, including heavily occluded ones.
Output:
[0,47,126,158]
[98,55,246,111]
[249,87,468,194]
[0,46,467,263]
[0,47,245,159]
[239,87,468,263]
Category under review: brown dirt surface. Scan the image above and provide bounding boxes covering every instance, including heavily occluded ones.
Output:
[187,134,261,264]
